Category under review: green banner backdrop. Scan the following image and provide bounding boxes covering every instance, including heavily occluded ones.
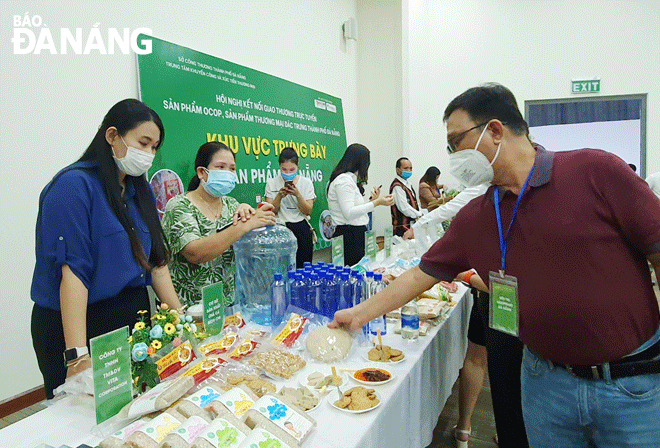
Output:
[138,36,347,249]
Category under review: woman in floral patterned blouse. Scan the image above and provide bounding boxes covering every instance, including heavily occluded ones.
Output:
[162,142,276,307]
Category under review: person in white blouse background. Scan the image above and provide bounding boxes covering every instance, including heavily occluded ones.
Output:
[326,143,394,266]
[265,147,316,268]
[390,157,424,237]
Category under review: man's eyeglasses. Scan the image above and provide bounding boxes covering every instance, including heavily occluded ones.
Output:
[446,122,489,154]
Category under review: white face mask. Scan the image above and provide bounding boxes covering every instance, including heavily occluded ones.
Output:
[449,125,501,187]
[112,136,155,177]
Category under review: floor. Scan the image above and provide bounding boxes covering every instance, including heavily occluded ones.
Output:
[426,374,498,448]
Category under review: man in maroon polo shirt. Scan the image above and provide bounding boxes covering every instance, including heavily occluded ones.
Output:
[331,83,660,447]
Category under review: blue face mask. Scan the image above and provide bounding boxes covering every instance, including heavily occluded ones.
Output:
[202,169,236,197]
[281,170,297,182]
[400,170,413,180]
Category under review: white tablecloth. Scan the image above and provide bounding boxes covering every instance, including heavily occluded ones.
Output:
[0,285,472,448]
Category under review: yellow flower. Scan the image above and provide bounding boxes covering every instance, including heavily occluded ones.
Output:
[152,314,165,321]
[164,323,176,335]
[134,322,145,331]
[151,340,162,350]
[128,336,133,344]
[160,303,169,310]
[137,310,148,315]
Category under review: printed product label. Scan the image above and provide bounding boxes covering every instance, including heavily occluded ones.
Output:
[272,314,308,348]
[173,415,208,444]
[240,427,293,448]
[228,339,259,361]
[182,356,226,384]
[254,395,313,442]
[110,418,148,439]
[184,385,224,408]
[220,387,255,417]
[200,418,247,448]
[156,341,196,379]
[199,332,238,355]
[401,314,419,330]
[139,411,181,443]
[223,312,246,329]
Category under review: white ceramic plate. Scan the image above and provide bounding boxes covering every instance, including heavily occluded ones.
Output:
[362,350,406,364]
[299,368,349,392]
[329,389,382,414]
[277,386,324,412]
[351,368,394,386]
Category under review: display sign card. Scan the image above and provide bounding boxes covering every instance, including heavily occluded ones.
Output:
[365,231,377,262]
[488,272,520,337]
[331,235,344,266]
[384,228,393,258]
[90,326,132,424]
[203,281,225,336]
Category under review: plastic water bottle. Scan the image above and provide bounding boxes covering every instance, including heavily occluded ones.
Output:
[401,299,420,340]
[370,273,387,335]
[271,273,287,327]
[234,225,297,325]
[365,271,374,299]
[323,272,339,318]
[286,269,296,305]
[338,271,352,310]
[351,270,363,307]
[290,273,307,309]
[307,272,323,314]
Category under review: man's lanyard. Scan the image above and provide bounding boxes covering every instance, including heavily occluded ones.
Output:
[494,166,535,275]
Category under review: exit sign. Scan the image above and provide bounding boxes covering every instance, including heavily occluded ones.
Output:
[572,79,600,94]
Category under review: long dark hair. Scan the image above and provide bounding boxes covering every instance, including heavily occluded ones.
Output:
[327,143,370,195]
[420,166,441,186]
[78,98,169,271]
[188,141,235,191]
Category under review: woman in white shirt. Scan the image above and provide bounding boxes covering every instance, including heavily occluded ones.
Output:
[265,147,316,268]
[326,143,394,266]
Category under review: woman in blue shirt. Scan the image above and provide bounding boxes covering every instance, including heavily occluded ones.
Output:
[30,99,182,398]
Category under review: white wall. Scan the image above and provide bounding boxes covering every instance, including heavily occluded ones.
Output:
[0,0,360,401]
[356,0,402,234]
[404,0,660,183]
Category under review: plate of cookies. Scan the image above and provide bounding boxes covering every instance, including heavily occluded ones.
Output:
[277,385,323,412]
[364,344,406,363]
[300,369,349,392]
[330,386,381,413]
[352,367,394,386]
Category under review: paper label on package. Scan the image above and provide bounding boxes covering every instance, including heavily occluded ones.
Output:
[139,411,181,443]
[240,427,293,448]
[110,417,148,439]
[182,356,226,384]
[272,314,308,348]
[156,341,196,379]
[199,418,247,448]
[184,385,223,408]
[220,387,255,417]
[254,395,313,442]
[127,379,175,417]
[199,331,238,356]
[172,415,209,444]
[223,312,246,329]
[228,339,259,361]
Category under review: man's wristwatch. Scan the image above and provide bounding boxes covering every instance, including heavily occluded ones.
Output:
[64,346,89,365]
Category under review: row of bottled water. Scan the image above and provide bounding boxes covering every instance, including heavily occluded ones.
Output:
[271,262,419,340]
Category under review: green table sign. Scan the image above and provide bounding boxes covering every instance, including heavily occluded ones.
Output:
[203,281,225,336]
[331,235,344,266]
[384,228,393,258]
[365,230,377,262]
[90,327,132,424]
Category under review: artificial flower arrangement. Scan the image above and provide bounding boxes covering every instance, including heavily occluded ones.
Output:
[129,303,205,393]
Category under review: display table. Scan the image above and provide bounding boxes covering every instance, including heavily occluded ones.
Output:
[0,285,471,448]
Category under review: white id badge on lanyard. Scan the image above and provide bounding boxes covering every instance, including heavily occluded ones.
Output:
[488,271,520,337]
